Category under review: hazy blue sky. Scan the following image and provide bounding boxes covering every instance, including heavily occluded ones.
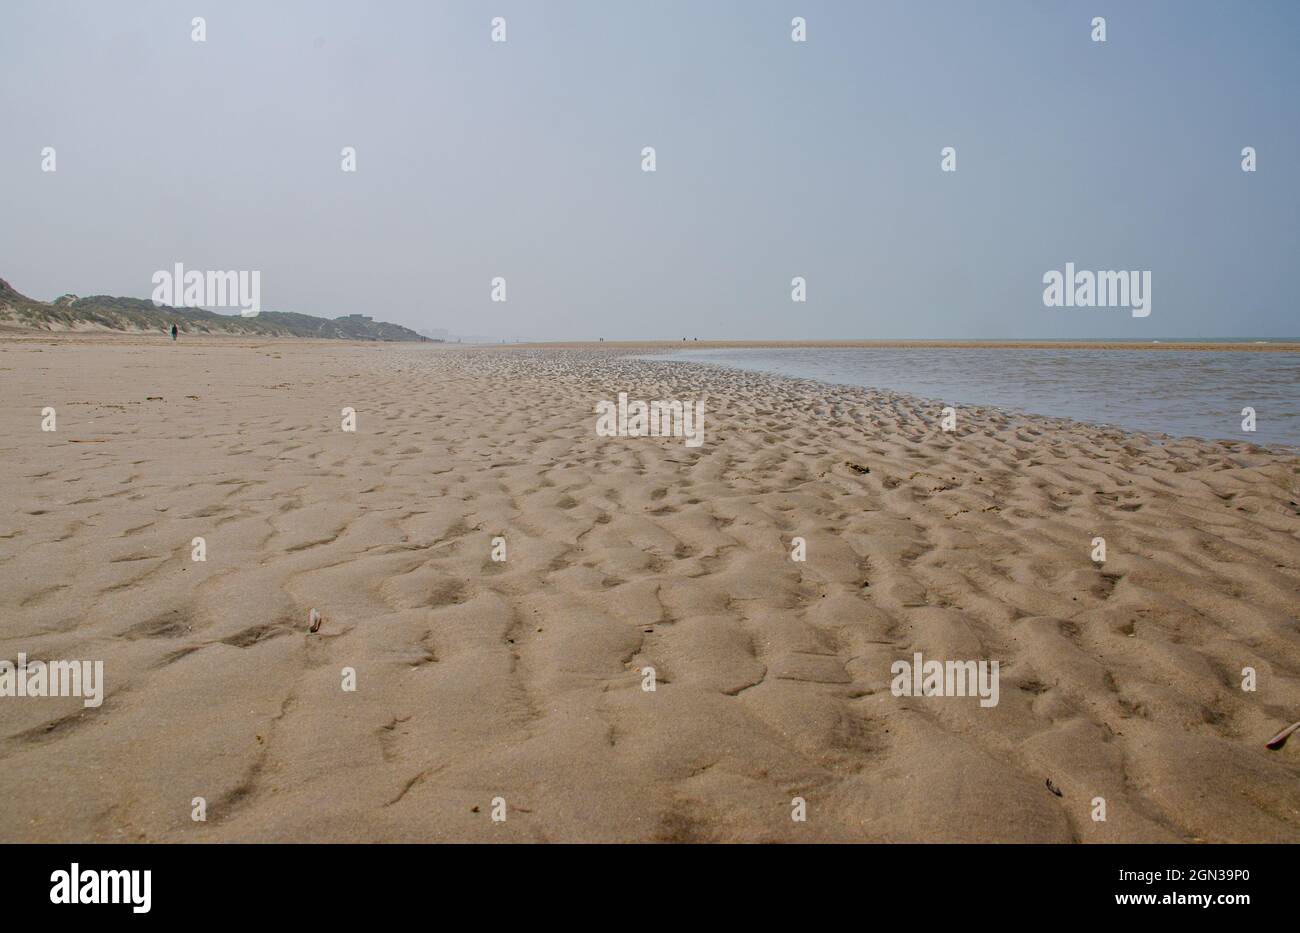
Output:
[2,1,1297,339]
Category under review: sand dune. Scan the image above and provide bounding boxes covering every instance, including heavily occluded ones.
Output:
[0,338,1297,842]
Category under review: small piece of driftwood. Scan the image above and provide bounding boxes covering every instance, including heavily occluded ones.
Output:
[1265,720,1300,750]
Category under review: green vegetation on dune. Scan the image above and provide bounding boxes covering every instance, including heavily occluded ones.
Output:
[0,277,431,341]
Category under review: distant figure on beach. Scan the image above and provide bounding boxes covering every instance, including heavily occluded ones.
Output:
[170,323,178,341]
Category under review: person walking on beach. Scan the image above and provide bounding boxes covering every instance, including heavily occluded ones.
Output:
[171,323,178,341]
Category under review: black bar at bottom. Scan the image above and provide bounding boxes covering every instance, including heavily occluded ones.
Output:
[1,843,1280,918]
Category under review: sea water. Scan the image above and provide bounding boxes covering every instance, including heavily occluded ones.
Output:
[647,347,1300,448]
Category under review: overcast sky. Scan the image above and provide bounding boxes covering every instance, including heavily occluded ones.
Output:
[2,1,1297,339]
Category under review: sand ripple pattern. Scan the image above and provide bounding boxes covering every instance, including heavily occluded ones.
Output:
[0,340,1297,842]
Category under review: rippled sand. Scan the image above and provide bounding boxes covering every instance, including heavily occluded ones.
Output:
[1,338,1297,842]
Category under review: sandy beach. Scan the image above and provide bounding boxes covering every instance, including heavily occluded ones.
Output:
[1,336,1297,843]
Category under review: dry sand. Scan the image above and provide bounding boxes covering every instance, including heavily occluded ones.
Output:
[1,337,1298,842]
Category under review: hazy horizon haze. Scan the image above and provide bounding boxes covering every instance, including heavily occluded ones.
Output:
[3,0,1297,340]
